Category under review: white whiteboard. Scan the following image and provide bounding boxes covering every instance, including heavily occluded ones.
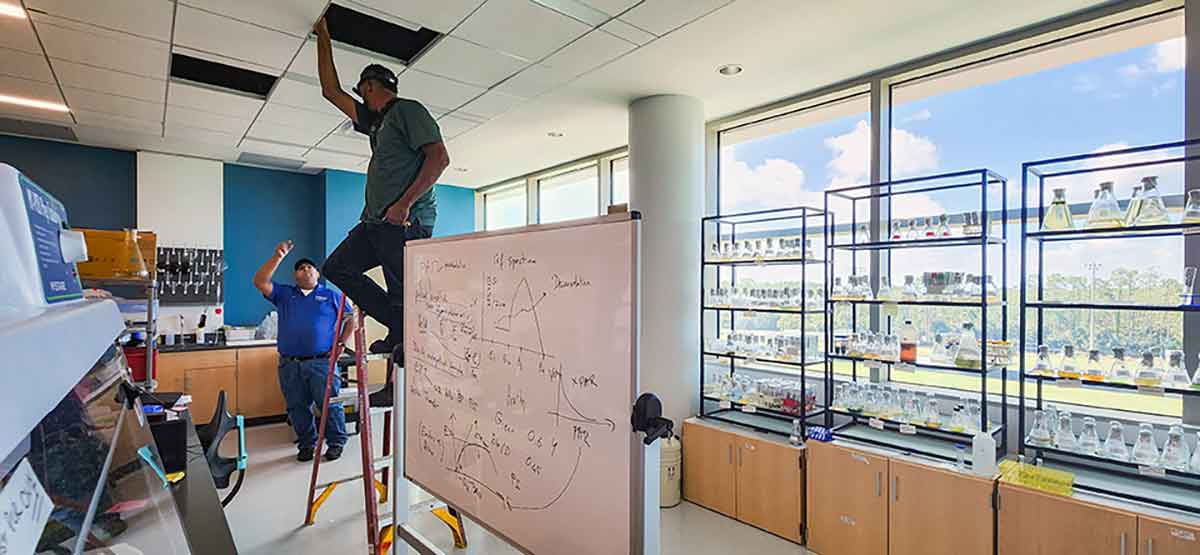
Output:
[403,214,642,555]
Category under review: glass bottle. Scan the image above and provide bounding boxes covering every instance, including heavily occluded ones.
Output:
[114,229,150,279]
[913,217,927,239]
[877,276,896,302]
[789,419,804,447]
[937,214,951,237]
[901,275,919,301]
[1032,345,1053,376]
[905,219,917,240]
[1056,345,1079,379]
[1110,348,1134,384]
[1078,417,1101,455]
[831,277,847,301]
[764,237,778,258]
[924,216,937,238]
[892,219,905,241]
[857,224,870,244]
[966,398,983,433]
[924,394,941,428]
[954,322,981,369]
[1132,176,1169,226]
[1134,351,1164,388]
[899,319,918,363]
[1085,181,1125,229]
[1055,411,1077,451]
[1041,187,1075,231]
[949,405,969,433]
[1163,350,1192,389]
[1131,423,1161,465]
[1103,421,1129,461]
[1191,432,1200,473]
[1184,190,1200,224]
[1027,409,1054,447]
[1160,426,1191,471]
[1082,348,1106,382]
[1122,185,1143,228]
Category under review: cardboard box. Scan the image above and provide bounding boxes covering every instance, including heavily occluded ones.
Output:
[76,228,157,280]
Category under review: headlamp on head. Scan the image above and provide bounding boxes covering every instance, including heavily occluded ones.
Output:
[353,64,398,97]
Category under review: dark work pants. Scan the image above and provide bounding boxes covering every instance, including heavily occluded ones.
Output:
[323,221,432,371]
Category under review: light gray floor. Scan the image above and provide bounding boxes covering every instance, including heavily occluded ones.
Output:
[220,420,811,555]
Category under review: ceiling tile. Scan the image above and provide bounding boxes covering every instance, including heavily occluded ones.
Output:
[289,39,404,85]
[459,91,525,119]
[0,12,42,54]
[347,0,486,33]
[26,0,174,42]
[268,74,348,117]
[51,60,165,102]
[73,123,164,151]
[165,122,243,147]
[542,30,636,76]
[247,118,334,146]
[256,101,346,131]
[177,0,326,38]
[62,86,161,122]
[174,5,303,72]
[72,109,163,135]
[438,114,482,139]
[619,0,732,36]
[394,69,485,112]
[33,14,170,79]
[0,74,64,104]
[0,103,73,125]
[493,63,573,99]
[318,134,371,156]
[601,18,656,45]
[579,0,642,16]
[168,82,264,118]
[166,104,252,135]
[305,148,368,169]
[453,0,590,61]
[241,138,310,159]
[413,36,529,88]
[0,47,54,83]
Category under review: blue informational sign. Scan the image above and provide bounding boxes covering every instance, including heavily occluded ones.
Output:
[18,173,82,304]
[806,426,833,442]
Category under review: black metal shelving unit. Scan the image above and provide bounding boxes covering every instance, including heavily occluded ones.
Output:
[1020,138,1200,515]
[823,169,1010,462]
[699,206,828,436]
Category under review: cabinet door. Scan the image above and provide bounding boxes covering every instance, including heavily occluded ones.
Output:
[236,347,284,418]
[889,460,994,555]
[681,421,737,517]
[806,442,888,555]
[735,437,803,542]
[155,353,187,393]
[1139,515,1200,555]
[186,366,238,425]
[998,483,1137,555]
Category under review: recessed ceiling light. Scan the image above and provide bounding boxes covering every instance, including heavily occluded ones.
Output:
[717,64,743,76]
[0,93,69,113]
[0,3,26,19]
[547,131,564,138]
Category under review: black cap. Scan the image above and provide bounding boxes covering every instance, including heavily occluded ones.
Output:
[294,258,318,272]
[354,64,398,96]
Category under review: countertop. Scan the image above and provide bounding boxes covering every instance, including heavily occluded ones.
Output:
[158,339,276,353]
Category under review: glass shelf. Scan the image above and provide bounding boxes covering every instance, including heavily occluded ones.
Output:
[1027,222,1200,242]
[1025,374,1200,397]
[703,305,824,315]
[704,351,825,368]
[702,395,823,421]
[829,235,1004,251]
[827,354,994,376]
[1029,444,1200,481]
[829,407,1002,440]
[1026,301,1200,312]
[703,257,826,266]
[830,298,1003,308]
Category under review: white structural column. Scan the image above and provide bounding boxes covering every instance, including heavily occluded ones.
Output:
[629,94,705,428]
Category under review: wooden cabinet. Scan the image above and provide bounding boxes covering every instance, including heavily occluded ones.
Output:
[998,483,1137,555]
[682,420,737,518]
[1138,515,1200,555]
[807,441,889,555]
[736,436,803,542]
[889,459,994,555]
[185,366,238,424]
[235,347,284,418]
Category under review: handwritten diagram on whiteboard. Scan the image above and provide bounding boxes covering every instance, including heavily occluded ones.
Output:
[404,216,639,555]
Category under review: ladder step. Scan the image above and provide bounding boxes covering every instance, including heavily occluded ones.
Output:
[314,457,393,488]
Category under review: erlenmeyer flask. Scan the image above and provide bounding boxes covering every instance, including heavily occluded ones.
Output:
[1110,348,1134,384]
[114,229,150,279]
[1132,176,1169,226]
[937,214,951,237]
[1103,421,1130,461]
[1131,423,1161,465]
[985,276,1000,304]
[1055,411,1077,451]
[1184,190,1200,224]
[949,406,969,433]
[1059,345,1081,379]
[877,276,896,302]
[924,216,937,238]
[905,219,917,240]
[904,397,922,424]
[1041,187,1075,231]
[1032,345,1053,376]
[1161,426,1191,471]
[1163,350,1192,388]
[1083,348,1109,382]
[901,275,919,301]
[1078,417,1101,454]
[924,394,941,428]
[954,322,981,369]
[1122,185,1143,228]
[1085,181,1124,229]
[1026,409,1054,447]
[831,277,846,301]
[857,224,870,244]
[1135,352,1164,388]
[966,398,983,433]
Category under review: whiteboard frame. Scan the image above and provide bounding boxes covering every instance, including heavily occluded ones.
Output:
[392,212,650,555]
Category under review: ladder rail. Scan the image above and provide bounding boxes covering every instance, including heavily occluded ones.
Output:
[353,312,382,554]
[304,296,348,526]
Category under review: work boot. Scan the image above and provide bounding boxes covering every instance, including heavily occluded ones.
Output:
[297,447,315,462]
[323,446,344,461]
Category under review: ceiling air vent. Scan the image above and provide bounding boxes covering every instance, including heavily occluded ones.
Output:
[170,53,277,98]
[0,116,77,142]
[325,3,442,66]
[236,152,306,171]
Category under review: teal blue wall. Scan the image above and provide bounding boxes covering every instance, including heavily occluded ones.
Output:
[0,135,136,229]
[321,169,476,253]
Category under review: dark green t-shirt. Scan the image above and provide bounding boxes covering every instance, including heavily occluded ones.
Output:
[354,98,440,227]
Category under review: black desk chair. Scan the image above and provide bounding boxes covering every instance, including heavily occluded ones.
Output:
[196,391,247,506]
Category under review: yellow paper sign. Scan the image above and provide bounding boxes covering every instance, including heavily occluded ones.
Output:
[998,460,1075,497]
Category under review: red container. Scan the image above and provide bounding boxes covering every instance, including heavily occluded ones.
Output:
[123,346,157,382]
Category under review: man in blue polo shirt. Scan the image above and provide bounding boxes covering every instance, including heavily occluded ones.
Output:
[254,240,355,462]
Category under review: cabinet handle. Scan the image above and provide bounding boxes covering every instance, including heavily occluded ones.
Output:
[1147,537,1153,555]
[892,476,899,503]
[728,444,733,465]
[738,447,743,467]
[874,472,882,497]
[1120,533,1126,555]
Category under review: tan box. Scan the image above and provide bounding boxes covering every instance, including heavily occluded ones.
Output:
[76,228,157,280]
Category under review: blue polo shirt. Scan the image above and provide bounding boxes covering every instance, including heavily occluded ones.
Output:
[265,282,348,357]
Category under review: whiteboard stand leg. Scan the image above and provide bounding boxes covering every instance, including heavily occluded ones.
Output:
[392,364,448,555]
[642,440,661,555]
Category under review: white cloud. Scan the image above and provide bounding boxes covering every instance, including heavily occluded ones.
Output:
[892,127,940,178]
[1152,38,1185,73]
[902,109,932,123]
[1117,63,1145,80]
[824,120,940,188]
[719,150,823,212]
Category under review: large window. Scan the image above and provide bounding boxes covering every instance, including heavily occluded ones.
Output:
[483,182,526,230]
[611,157,629,206]
[538,165,600,224]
